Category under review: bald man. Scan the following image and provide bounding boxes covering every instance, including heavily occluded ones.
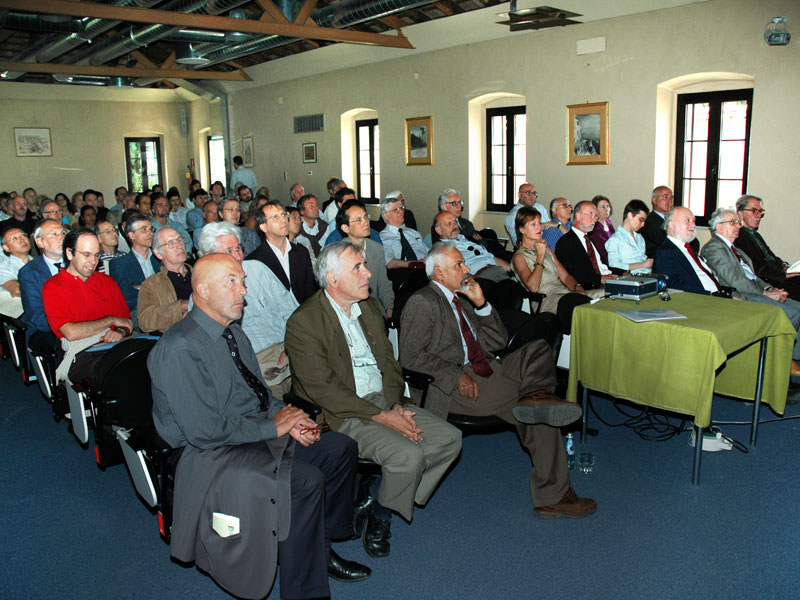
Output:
[148,253,370,600]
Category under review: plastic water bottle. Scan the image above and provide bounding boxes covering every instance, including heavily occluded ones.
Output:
[565,433,575,470]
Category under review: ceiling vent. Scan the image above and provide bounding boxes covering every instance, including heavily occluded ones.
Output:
[497,3,582,32]
[294,113,325,134]
[175,43,210,65]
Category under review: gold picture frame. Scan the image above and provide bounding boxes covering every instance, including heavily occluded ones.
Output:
[405,116,433,166]
[566,102,608,165]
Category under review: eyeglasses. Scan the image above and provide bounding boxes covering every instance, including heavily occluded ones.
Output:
[44,229,68,238]
[556,203,572,209]
[160,238,185,249]
[577,212,598,220]
[42,208,63,216]
[444,200,463,207]
[720,219,741,226]
[742,208,766,216]
[134,225,154,233]
[75,250,101,260]
[98,228,116,235]
[521,191,539,197]
[5,234,26,244]
[386,207,405,214]
[349,216,370,225]
[267,212,289,222]
[223,207,241,213]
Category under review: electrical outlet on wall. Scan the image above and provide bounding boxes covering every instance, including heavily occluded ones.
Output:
[307,170,313,176]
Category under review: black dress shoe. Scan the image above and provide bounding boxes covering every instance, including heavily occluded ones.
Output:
[327,550,371,582]
[353,496,375,537]
[362,513,391,559]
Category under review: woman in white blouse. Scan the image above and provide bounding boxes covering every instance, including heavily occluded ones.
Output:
[604,199,653,274]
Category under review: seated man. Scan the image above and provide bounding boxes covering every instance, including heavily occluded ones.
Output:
[337,199,394,318]
[323,187,383,246]
[192,199,219,249]
[378,196,428,268]
[371,190,418,233]
[285,242,463,558]
[219,198,260,256]
[151,193,193,252]
[41,228,132,383]
[185,187,209,233]
[149,253,369,600]
[701,208,800,376]
[321,177,344,218]
[543,197,573,250]
[97,218,126,266]
[734,194,800,300]
[199,221,299,398]
[321,180,348,224]
[295,194,329,257]
[247,200,316,304]
[438,188,482,242]
[109,214,161,315]
[137,227,192,334]
[555,201,617,290]
[434,211,511,283]
[19,219,66,354]
[0,226,33,318]
[643,186,699,258]
[399,242,595,519]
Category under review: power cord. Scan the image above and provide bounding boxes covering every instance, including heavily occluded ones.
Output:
[588,397,691,442]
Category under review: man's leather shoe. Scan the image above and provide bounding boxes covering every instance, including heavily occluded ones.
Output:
[791,360,800,378]
[512,390,582,427]
[533,488,597,519]
[327,550,371,582]
[362,513,391,558]
[353,496,375,538]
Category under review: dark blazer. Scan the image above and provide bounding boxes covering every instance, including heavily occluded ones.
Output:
[734,227,788,285]
[643,211,699,258]
[652,238,711,295]
[18,255,56,334]
[246,241,316,304]
[399,283,507,418]
[554,229,603,289]
[109,250,162,310]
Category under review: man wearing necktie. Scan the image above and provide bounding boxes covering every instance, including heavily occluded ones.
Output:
[399,242,596,520]
[554,201,617,290]
[378,197,428,269]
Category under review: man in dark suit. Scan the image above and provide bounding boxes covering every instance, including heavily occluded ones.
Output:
[399,241,595,520]
[285,242,462,559]
[148,253,369,600]
[643,185,700,258]
[653,206,720,295]
[246,200,316,304]
[18,219,65,353]
[109,214,161,314]
[734,194,800,300]
[555,201,617,290]
[439,188,482,242]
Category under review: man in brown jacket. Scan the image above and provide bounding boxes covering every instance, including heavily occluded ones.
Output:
[137,227,192,333]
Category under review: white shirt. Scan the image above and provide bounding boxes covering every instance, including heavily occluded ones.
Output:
[379,224,429,263]
[132,248,155,279]
[322,201,339,224]
[432,280,492,366]
[667,235,718,292]
[0,254,31,285]
[267,238,291,284]
[570,228,611,275]
[241,260,299,353]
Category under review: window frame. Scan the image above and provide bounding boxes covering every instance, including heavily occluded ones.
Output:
[674,89,753,226]
[355,118,380,204]
[485,105,526,212]
[124,136,164,193]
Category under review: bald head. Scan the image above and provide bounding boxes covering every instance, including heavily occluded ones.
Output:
[192,253,247,327]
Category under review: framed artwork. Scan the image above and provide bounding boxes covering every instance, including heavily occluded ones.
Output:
[242,137,254,167]
[302,142,317,163]
[14,127,52,157]
[405,116,433,166]
[566,102,609,165]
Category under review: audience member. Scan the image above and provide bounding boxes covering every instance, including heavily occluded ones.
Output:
[109,214,161,314]
[295,194,329,257]
[148,252,369,599]
[135,193,152,217]
[324,188,383,247]
[505,182,551,246]
[400,242,596,519]
[321,177,344,214]
[237,184,253,213]
[289,183,305,206]
[243,195,269,231]
[434,211,510,282]
[555,201,617,290]
[78,205,97,231]
[192,199,219,249]
[643,186,699,258]
[96,218,125,265]
[605,199,653,274]
[218,198,259,256]
[588,195,615,264]
[0,226,33,318]
[166,187,188,228]
[229,155,258,196]
[322,183,352,224]
[439,189,481,242]
[378,196,428,268]
[209,180,225,203]
[286,242,462,558]
[151,193,192,251]
[185,188,208,232]
[4,195,36,235]
[137,227,192,334]
[542,197,573,250]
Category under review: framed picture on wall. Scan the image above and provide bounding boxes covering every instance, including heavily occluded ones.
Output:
[242,137,254,167]
[14,127,52,157]
[405,116,433,166]
[566,102,609,165]
[302,142,317,163]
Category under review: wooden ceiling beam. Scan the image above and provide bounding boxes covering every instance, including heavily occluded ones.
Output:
[379,16,407,30]
[0,60,252,80]
[130,50,177,88]
[0,0,414,48]
[253,0,290,24]
[293,0,318,25]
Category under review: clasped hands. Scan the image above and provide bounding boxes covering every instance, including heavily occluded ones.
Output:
[275,405,322,447]
[373,404,423,443]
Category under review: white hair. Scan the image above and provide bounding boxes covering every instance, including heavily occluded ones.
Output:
[315,241,365,288]
[425,241,458,279]
[196,221,241,256]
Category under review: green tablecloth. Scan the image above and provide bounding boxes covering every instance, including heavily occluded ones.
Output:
[566,291,795,427]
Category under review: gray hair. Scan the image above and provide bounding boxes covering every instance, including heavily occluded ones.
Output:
[550,197,565,214]
[315,241,364,288]
[651,185,671,199]
[219,198,240,212]
[33,218,62,240]
[384,190,403,200]
[40,199,60,214]
[153,226,177,250]
[736,194,762,212]
[124,214,152,238]
[438,188,460,210]
[708,207,737,232]
[425,241,458,279]
[196,221,241,256]
[380,197,402,216]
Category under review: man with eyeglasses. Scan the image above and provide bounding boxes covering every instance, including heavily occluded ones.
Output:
[505,183,551,246]
[378,196,428,269]
[96,219,126,274]
[110,214,162,315]
[643,185,699,258]
[543,197,573,250]
[438,189,482,243]
[19,220,67,354]
[42,228,131,383]
[701,208,800,377]
[0,226,33,318]
[185,188,209,233]
[151,193,193,252]
[218,198,260,256]
[247,200,316,305]
[4,195,37,235]
[734,194,800,301]
[295,194,330,258]
[137,227,193,334]
[192,199,219,249]
[555,201,617,290]
[323,187,384,247]
[434,211,511,283]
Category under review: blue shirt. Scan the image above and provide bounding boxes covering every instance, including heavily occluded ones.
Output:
[605,228,650,273]
[241,260,299,353]
[543,221,572,251]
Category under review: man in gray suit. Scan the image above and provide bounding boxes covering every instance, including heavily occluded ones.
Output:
[399,242,596,519]
[701,207,800,376]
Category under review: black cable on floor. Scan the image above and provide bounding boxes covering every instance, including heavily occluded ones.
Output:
[588,397,691,442]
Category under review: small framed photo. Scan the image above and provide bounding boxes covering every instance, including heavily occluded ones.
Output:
[405,116,433,166]
[302,142,317,163]
[242,137,254,167]
[15,127,52,157]
[566,102,609,165]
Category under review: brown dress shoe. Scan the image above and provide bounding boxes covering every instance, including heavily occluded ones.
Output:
[791,360,800,378]
[534,488,597,519]
[512,390,582,427]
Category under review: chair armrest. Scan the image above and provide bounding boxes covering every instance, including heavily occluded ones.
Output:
[402,368,434,408]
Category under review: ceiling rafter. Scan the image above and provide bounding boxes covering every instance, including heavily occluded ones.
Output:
[0,60,253,80]
[130,50,176,88]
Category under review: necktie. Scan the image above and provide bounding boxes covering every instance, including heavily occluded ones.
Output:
[584,235,600,274]
[452,297,493,377]
[730,244,757,281]
[398,228,417,261]
[223,327,269,411]
[684,243,720,291]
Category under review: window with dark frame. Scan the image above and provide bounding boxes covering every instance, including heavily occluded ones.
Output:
[124,137,164,193]
[486,106,527,212]
[355,118,380,204]
[674,89,753,226]
[207,135,226,190]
